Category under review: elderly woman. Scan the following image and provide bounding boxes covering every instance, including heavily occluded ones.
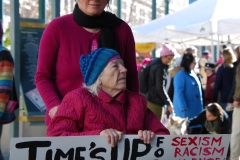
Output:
[47,48,169,147]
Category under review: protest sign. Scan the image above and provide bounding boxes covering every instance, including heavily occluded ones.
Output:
[10,134,230,160]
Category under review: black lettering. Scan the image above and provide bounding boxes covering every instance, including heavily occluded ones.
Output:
[15,141,51,160]
[154,148,164,157]
[156,137,164,147]
[46,149,52,160]
[89,142,96,150]
[130,139,152,160]
[75,147,86,160]
[89,148,106,160]
[123,138,130,160]
[54,148,74,160]
[111,145,118,160]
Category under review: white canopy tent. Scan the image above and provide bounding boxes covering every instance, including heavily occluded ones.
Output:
[132,0,240,46]
[218,18,240,35]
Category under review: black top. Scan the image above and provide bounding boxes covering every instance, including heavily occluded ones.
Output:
[186,109,231,134]
[147,58,172,106]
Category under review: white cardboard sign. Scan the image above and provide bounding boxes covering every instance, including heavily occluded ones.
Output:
[10,134,230,160]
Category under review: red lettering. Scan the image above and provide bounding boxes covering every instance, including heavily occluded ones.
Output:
[211,137,222,146]
[213,147,224,156]
[183,147,189,156]
[174,147,182,157]
[216,158,220,160]
[202,137,210,146]
[188,137,198,146]
[172,137,181,146]
[203,147,211,156]
[198,137,202,145]
[190,147,197,156]
[181,137,187,146]
[199,146,202,155]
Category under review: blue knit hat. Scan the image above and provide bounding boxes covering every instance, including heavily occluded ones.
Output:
[80,48,120,86]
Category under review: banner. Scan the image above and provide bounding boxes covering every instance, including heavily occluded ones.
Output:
[135,43,155,54]
[10,134,230,160]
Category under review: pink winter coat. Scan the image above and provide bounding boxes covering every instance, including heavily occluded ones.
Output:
[47,88,169,136]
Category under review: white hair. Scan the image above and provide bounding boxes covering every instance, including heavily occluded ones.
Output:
[82,78,100,96]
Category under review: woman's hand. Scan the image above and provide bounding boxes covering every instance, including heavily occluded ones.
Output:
[167,105,173,113]
[49,106,59,118]
[100,129,123,147]
[138,130,155,144]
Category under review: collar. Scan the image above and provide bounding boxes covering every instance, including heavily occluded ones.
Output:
[98,89,126,104]
[189,70,196,76]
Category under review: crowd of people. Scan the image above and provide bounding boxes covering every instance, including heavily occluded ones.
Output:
[139,44,240,160]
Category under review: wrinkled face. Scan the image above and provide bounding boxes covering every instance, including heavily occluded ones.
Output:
[99,59,127,96]
[161,55,174,65]
[77,0,108,16]
[206,110,218,121]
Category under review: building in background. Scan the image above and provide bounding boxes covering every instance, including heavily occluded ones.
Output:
[108,0,189,27]
[2,0,188,30]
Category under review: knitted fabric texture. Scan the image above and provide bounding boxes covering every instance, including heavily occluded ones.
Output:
[47,88,170,136]
[80,48,119,86]
[160,44,175,57]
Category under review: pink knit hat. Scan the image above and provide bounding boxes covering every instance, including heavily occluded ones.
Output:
[216,57,223,64]
[160,44,175,57]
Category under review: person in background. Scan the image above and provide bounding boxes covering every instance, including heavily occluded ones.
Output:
[169,46,205,106]
[212,47,236,119]
[0,21,17,160]
[35,0,139,125]
[184,46,200,73]
[215,53,223,73]
[184,46,198,57]
[173,53,204,134]
[186,103,231,160]
[186,103,231,134]
[199,50,211,90]
[215,44,226,73]
[146,44,175,120]
[168,55,183,102]
[226,46,240,112]
[47,48,170,147]
[230,46,240,160]
[204,63,216,106]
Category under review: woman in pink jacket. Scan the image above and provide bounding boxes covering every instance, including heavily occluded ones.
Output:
[35,0,139,126]
[47,48,169,147]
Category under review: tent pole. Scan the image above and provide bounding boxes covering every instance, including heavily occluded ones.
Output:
[211,35,214,62]
[151,0,157,58]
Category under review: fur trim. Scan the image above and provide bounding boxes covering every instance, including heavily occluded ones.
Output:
[169,67,184,77]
